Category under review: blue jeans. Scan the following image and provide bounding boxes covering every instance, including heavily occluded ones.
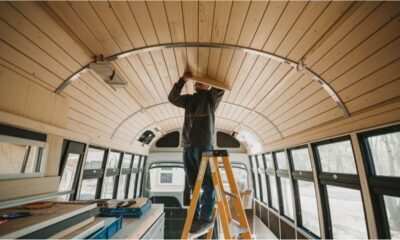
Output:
[183,144,215,222]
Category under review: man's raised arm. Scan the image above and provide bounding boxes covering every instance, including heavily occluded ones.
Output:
[168,76,190,108]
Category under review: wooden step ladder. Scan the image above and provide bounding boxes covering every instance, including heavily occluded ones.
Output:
[181,150,252,239]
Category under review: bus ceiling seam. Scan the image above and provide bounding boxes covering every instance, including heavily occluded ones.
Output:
[55,43,350,118]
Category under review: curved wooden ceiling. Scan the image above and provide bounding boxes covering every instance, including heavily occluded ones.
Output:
[0,1,399,153]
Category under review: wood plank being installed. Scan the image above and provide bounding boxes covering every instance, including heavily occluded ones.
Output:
[185,75,231,91]
[0,203,97,239]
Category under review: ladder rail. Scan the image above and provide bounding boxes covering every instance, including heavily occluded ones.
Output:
[181,150,252,239]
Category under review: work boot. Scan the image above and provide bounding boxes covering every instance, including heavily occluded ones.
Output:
[189,219,213,234]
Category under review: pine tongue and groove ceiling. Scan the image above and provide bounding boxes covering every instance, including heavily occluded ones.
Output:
[0,1,399,153]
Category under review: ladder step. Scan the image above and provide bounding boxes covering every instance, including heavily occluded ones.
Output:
[229,220,249,237]
[224,191,239,199]
[187,223,214,239]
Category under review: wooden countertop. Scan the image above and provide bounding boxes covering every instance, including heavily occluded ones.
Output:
[112,204,164,239]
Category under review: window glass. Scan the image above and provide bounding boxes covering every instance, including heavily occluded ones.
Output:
[135,158,145,197]
[79,179,98,200]
[327,185,368,239]
[384,195,400,238]
[58,153,80,199]
[107,151,121,168]
[264,153,274,169]
[102,176,116,199]
[297,180,320,236]
[367,131,400,177]
[291,148,312,171]
[219,166,248,192]
[317,140,357,174]
[275,151,288,170]
[85,148,105,169]
[149,167,185,191]
[121,154,132,168]
[128,172,137,199]
[251,156,260,199]
[0,141,42,175]
[269,175,279,210]
[117,174,128,199]
[280,178,294,219]
[256,156,268,204]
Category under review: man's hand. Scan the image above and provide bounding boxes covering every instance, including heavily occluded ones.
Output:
[182,72,192,82]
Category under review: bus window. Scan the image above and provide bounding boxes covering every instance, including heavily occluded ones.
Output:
[102,151,122,199]
[314,138,367,239]
[275,151,294,220]
[360,126,400,239]
[79,147,106,200]
[116,153,133,199]
[289,147,321,237]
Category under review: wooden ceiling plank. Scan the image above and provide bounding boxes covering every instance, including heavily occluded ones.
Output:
[11,2,91,67]
[255,68,302,114]
[339,59,400,103]
[251,1,287,50]
[237,1,268,47]
[211,1,232,43]
[274,92,335,128]
[331,37,400,94]
[262,1,308,53]
[235,57,269,105]
[223,51,247,87]
[182,2,199,75]
[0,41,62,89]
[215,49,235,83]
[346,79,400,114]
[321,15,400,84]
[305,2,381,67]
[127,55,163,103]
[198,47,210,77]
[281,107,343,137]
[226,54,258,102]
[138,52,169,101]
[0,19,72,81]
[150,50,173,96]
[0,57,53,92]
[161,48,181,95]
[288,2,353,62]
[275,2,329,57]
[111,61,150,108]
[114,59,157,106]
[83,72,141,115]
[146,1,172,44]
[199,1,215,43]
[128,1,158,46]
[46,1,106,57]
[269,81,322,121]
[68,108,114,134]
[90,2,133,52]
[223,1,250,45]
[260,73,307,116]
[109,2,146,48]
[310,2,397,73]
[242,61,281,108]
[69,78,129,120]
[69,1,121,55]
[207,48,222,80]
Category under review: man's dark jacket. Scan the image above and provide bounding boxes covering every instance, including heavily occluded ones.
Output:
[168,79,225,146]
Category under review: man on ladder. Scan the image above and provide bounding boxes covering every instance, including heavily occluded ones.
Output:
[168,72,225,235]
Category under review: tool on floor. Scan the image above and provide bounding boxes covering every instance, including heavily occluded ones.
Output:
[181,150,252,239]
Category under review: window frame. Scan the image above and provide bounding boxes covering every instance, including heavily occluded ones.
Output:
[312,136,369,239]
[116,153,134,199]
[79,145,108,200]
[288,145,320,238]
[358,124,400,238]
[274,150,295,222]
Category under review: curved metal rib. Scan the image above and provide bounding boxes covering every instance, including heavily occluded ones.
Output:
[111,101,283,140]
[55,43,349,117]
